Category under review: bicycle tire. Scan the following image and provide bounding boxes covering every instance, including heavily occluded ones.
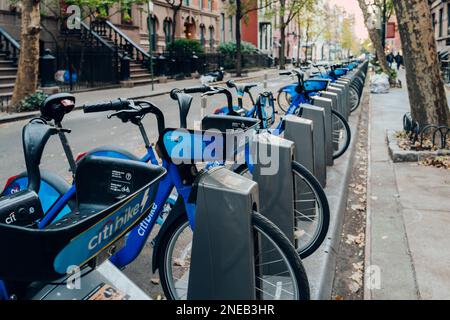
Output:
[277,90,292,113]
[331,109,351,160]
[157,211,310,300]
[349,86,361,113]
[234,162,330,259]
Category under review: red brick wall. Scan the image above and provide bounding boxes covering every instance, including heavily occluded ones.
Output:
[241,9,257,46]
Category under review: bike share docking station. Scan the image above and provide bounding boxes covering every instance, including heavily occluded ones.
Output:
[327,86,345,119]
[188,167,259,300]
[319,91,340,153]
[311,96,334,166]
[296,105,328,188]
[188,119,298,299]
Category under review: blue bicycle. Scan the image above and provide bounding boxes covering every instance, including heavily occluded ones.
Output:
[275,69,351,159]
[207,82,330,259]
[309,63,364,112]
[1,93,310,300]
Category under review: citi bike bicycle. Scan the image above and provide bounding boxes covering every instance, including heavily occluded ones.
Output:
[0,93,310,300]
[200,82,330,259]
[275,69,352,160]
[0,111,167,300]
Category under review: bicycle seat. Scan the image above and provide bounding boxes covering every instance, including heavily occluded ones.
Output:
[227,80,258,93]
[0,155,166,282]
[170,90,193,129]
[40,93,76,123]
[236,83,258,93]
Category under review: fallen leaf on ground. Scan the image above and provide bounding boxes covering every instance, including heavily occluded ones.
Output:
[150,278,160,285]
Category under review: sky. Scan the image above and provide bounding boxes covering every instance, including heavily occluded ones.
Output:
[328,0,368,40]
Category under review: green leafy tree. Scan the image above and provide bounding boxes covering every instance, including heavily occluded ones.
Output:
[224,0,276,76]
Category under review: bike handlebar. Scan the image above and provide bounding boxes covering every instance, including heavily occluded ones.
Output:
[182,85,212,94]
[83,98,130,113]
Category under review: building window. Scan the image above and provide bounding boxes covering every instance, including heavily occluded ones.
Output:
[184,0,189,6]
[220,13,225,42]
[148,15,157,51]
[229,16,233,38]
[164,18,172,46]
[259,23,270,50]
[199,0,203,9]
[448,4,450,35]
[200,24,206,46]
[208,0,212,11]
[432,13,436,32]
[439,8,443,37]
[209,26,214,49]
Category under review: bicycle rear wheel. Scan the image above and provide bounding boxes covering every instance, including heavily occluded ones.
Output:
[157,211,310,300]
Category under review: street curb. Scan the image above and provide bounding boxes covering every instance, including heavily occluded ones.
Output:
[364,77,373,300]
[303,78,369,300]
[0,73,273,125]
[386,130,449,162]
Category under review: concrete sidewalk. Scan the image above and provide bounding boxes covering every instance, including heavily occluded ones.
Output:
[0,68,279,124]
[365,69,450,300]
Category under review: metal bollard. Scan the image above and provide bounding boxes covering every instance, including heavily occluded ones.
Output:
[200,96,207,120]
[188,167,258,300]
[263,72,268,89]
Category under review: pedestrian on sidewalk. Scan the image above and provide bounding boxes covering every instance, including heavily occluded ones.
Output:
[395,52,404,71]
[386,52,394,68]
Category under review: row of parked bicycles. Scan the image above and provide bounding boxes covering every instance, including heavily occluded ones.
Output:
[0,60,367,300]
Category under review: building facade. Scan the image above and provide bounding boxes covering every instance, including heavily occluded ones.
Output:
[429,0,450,53]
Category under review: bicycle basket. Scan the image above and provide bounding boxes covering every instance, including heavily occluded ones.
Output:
[160,116,259,164]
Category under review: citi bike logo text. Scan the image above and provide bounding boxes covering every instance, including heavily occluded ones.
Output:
[88,189,150,250]
[138,203,158,237]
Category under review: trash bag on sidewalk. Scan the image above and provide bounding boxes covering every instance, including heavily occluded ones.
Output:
[370,73,390,94]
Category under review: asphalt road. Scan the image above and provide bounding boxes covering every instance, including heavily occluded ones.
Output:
[0,75,287,299]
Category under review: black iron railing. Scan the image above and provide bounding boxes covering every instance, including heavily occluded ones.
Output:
[0,26,20,66]
[55,20,121,92]
[91,20,150,68]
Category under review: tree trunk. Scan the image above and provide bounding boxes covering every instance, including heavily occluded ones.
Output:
[235,0,242,76]
[304,22,310,63]
[357,0,391,75]
[279,0,286,70]
[393,0,450,126]
[279,25,286,69]
[11,0,41,109]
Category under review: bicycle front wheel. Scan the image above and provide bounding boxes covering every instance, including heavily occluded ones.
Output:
[157,211,310,300]
[235,162,329,259]
[349,86,361,113]
[331,109,351,159]
[277,90,292,113]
